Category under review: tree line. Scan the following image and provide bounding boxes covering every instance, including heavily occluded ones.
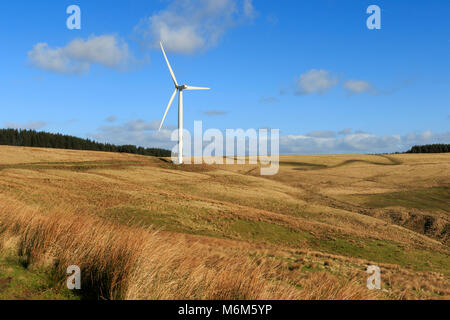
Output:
[406,144,450,153]
[0,129,171,157]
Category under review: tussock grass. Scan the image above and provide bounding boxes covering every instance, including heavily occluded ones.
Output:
[294,272,380,300]
[0,199,379,300]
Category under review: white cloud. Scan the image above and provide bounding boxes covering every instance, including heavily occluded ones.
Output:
[105,116,117,123]
[28,35,134,74]
[295,69,339,95]
[134,0,255,53]
[243,0,256,19]
[287,72,411,97]
[306,130,336,138]
[124,119,168,131]
[4,121,48,130]
[203,110,228,116]
[343,80,375,95]
[89,119,176,150]
[338,128,352,135]
[280,130,450,154]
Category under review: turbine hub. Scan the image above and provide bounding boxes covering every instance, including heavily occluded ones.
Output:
[177,84,188,91]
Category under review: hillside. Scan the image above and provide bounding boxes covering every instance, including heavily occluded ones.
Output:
[0,146,448,299]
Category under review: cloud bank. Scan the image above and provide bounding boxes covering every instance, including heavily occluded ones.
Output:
[280,130,450,155]
[87,120,450,156]
[89,119,176,150]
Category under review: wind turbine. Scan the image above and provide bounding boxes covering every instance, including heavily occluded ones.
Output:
[158,42,210,164]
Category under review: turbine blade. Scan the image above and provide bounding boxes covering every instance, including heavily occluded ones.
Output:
[184,86,210,90]
[160,42,178,87]
[159,89,178,131]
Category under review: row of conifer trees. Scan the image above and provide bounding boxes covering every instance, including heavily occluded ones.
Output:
[406,144,450,153]
[0,128,171,157]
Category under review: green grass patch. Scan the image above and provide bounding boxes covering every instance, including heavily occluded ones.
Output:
[205,192,314,219]
[311,237,450,275]
[348,187,450,212]
[100,206,226,239]
[0,160,148,172]
[101,206,194,233]
[0,255,77,300]
[231,219,310,246]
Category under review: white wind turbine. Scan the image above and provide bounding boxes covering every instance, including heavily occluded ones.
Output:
[158,42,210,164]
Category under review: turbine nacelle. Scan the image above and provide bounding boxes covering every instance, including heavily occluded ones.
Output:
[177,84,210,91]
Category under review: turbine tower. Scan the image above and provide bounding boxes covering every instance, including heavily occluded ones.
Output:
[158,42,210,164]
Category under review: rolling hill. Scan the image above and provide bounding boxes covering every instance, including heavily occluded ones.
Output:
[0,146,448,299]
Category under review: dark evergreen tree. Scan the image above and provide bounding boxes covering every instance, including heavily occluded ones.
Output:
[0,129,171,157]
[406,144,450,153]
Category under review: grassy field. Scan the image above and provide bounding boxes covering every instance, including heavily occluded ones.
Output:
[0,146,448,299]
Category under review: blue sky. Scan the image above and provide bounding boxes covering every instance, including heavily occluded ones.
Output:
[0,0,449,154]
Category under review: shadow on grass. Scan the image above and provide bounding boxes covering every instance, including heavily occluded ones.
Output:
[282,155,403,171]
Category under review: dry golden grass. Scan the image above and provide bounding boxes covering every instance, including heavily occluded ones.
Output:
[0,146,448,300]
[0,145,145,165]
[0,198,379,300]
